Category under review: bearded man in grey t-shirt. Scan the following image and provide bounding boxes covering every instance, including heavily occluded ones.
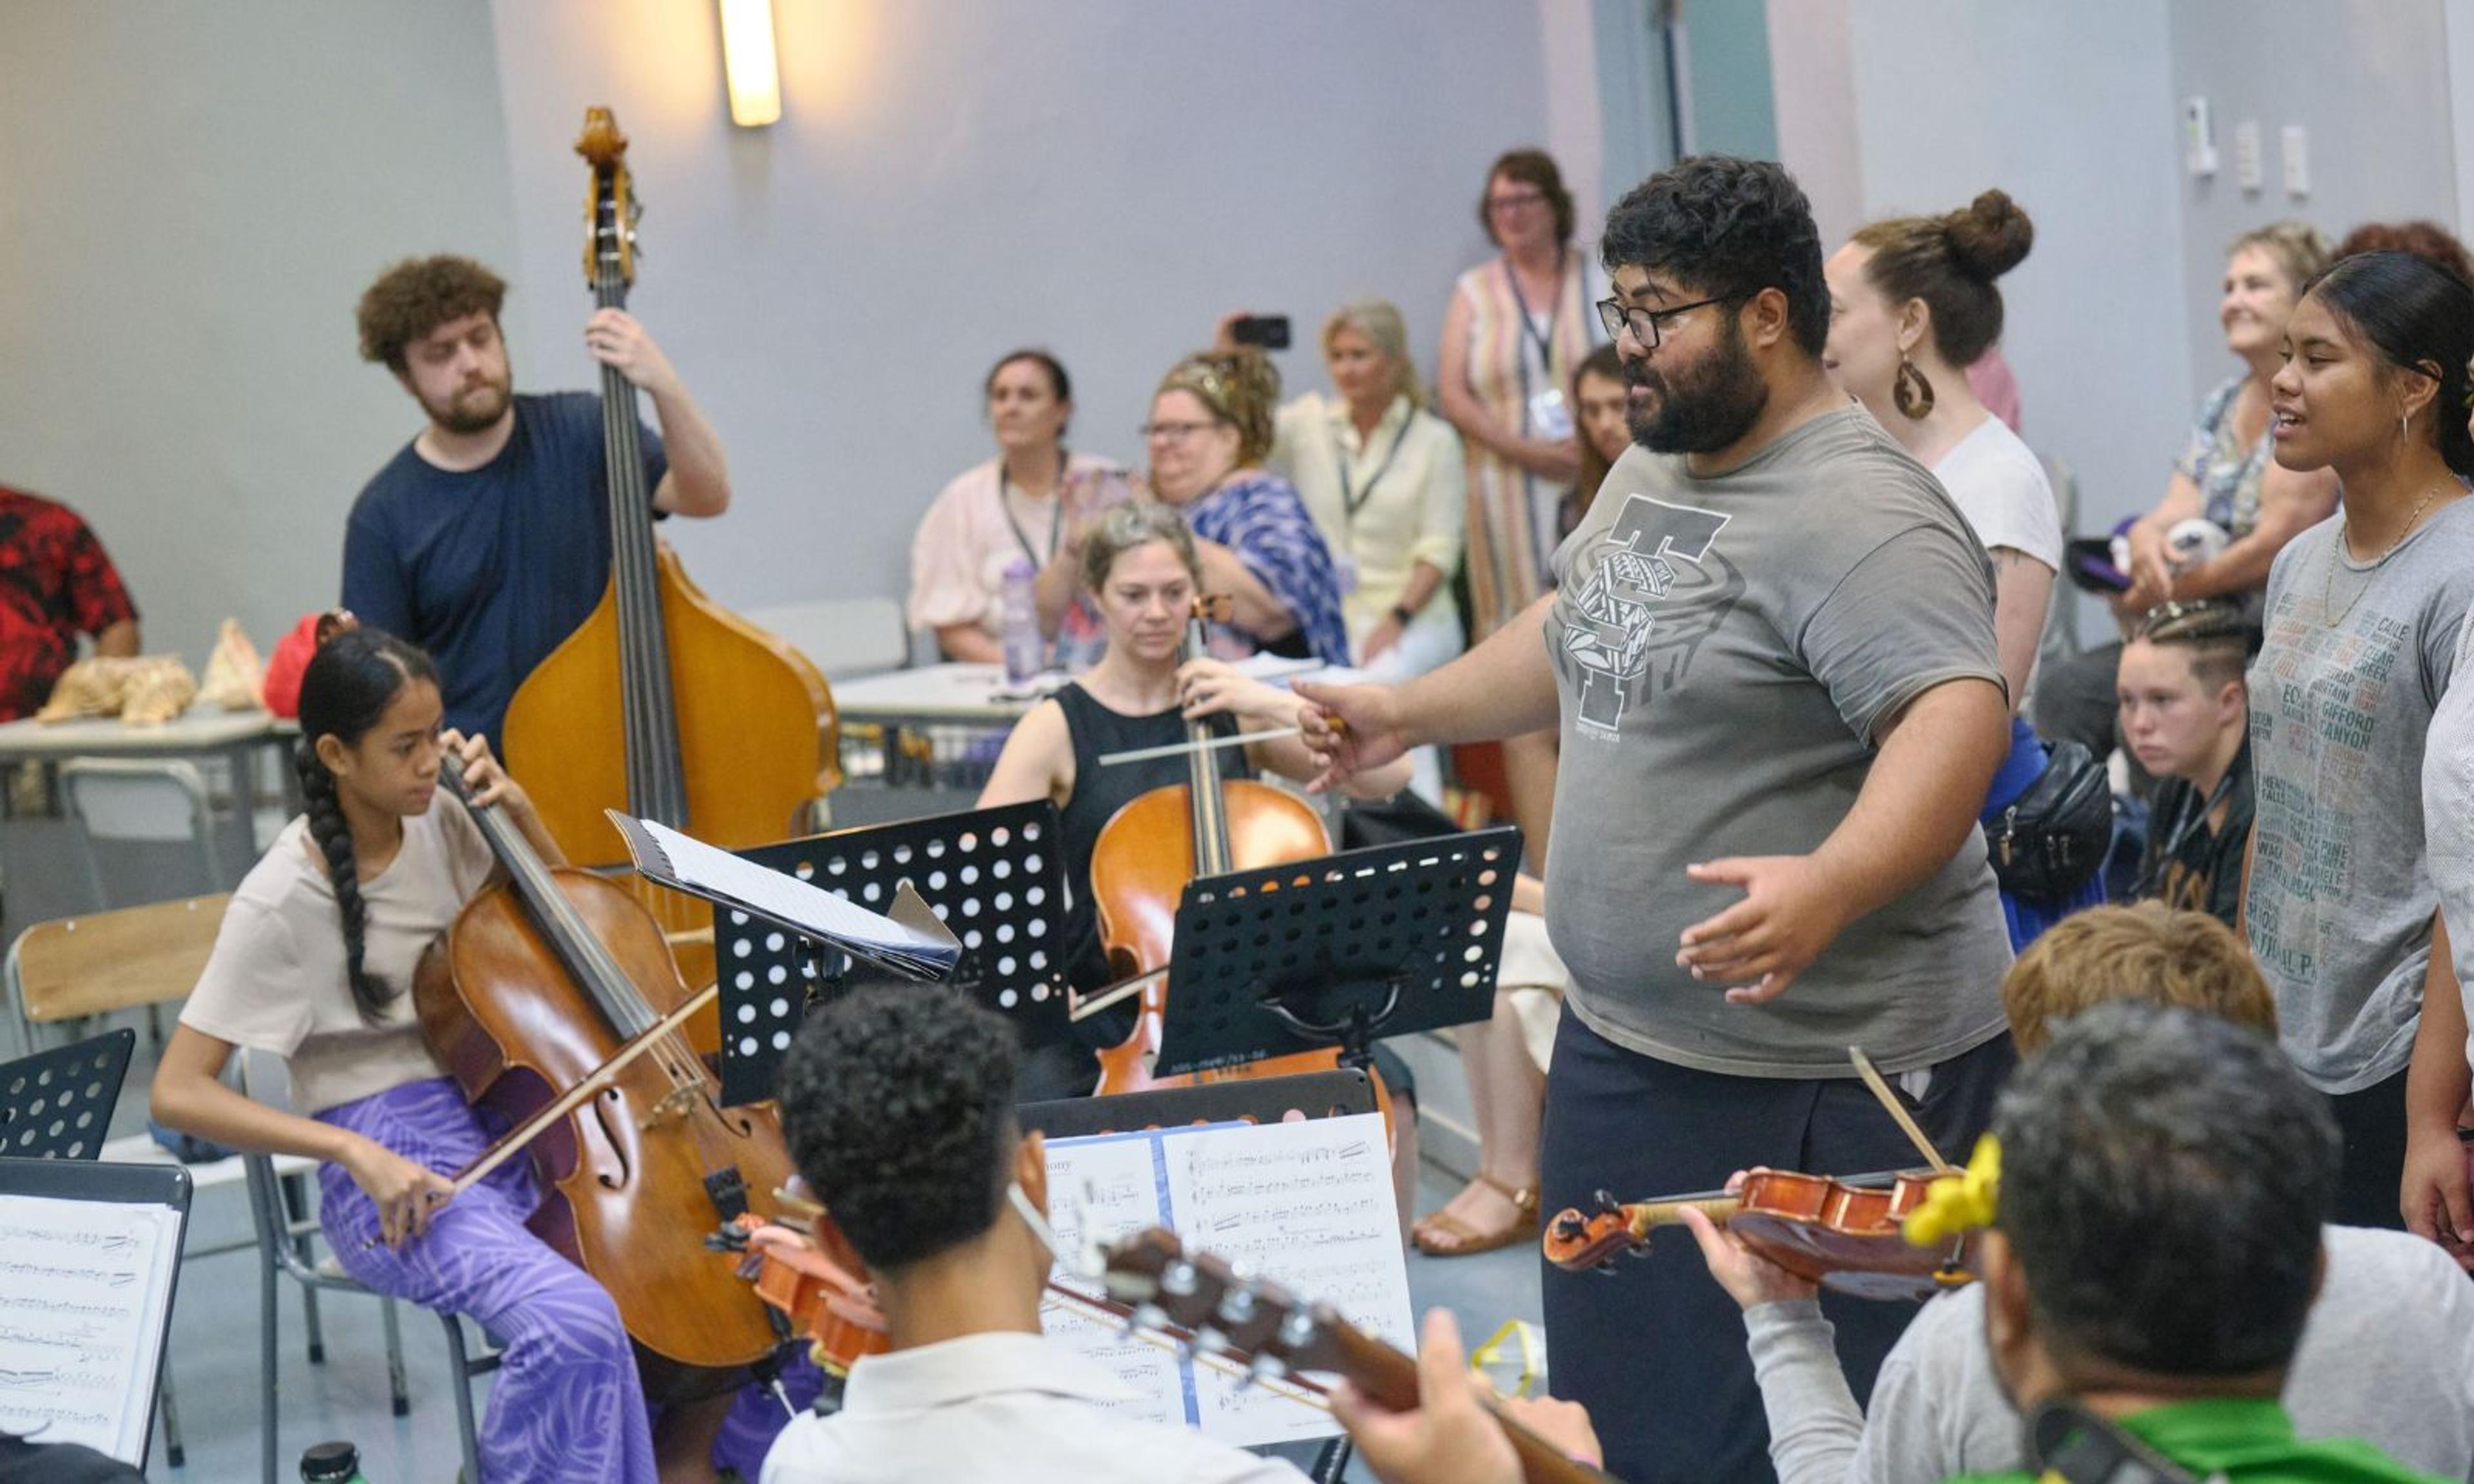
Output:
[1300,156,2015,1484]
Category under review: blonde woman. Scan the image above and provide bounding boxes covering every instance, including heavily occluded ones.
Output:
[1247,301,1468,682]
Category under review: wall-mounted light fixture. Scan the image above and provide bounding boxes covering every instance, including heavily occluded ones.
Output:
[719,0,781,128]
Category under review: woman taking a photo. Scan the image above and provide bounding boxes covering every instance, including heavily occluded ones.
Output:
[2244,251,2474,1232]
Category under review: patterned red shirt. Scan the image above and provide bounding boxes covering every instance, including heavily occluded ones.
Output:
[0,486,138,721]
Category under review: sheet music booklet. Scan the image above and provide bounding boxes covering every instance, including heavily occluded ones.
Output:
[606,812,960,980]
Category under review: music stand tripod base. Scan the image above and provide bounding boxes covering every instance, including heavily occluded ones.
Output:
[1153,826,1521,1081]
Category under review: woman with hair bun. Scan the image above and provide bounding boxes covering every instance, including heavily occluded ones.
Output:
[2239,251,2474,1235]
[1826,191,2091,947]
[1141,349,1351,663]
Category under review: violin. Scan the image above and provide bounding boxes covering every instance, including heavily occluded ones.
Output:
[1541,1166,1975,1302]
[721,1209,890,1377]
[412,766,798,1373]
[1100,1226,1616,1484]
[1086,596,1388,1121]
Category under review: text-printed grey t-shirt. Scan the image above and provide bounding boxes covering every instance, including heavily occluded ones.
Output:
[2247,495,2474,1094]
[2426,605,2474,1065]
[1542,405,2012,1078]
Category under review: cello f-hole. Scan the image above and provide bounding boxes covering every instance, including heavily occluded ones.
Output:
[591,1087,635,1193]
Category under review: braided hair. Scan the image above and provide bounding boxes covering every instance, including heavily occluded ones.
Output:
[294,627,439,1024]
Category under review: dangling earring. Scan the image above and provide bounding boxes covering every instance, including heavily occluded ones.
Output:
[1894,354,1936,420]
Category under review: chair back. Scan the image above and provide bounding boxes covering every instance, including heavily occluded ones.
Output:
[60,757,225,908]
[743,597,908,680]
[8,893,229,1029]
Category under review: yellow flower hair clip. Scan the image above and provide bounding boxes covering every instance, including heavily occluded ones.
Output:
[1903,1133,2001,1248]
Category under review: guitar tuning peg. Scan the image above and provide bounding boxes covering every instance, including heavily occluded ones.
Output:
[1123,1300,1168,1338]
[1162,1260,1200,1298]
[1592,1187,1622,1214]
[1239,1351,1288,1391]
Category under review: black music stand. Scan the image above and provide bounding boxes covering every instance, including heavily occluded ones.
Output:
[712,801,1075,1104]
[0,1027,135,1161]
[1153,826,1520,1083]
[1019,1067,1376,1140]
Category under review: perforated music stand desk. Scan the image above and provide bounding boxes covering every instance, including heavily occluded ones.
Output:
[0,1027,135,1161]
[710,801,1074,1105]
[1153,826,1521,1081]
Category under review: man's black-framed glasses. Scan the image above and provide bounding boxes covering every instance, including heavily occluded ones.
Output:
[1597,294,1731,349]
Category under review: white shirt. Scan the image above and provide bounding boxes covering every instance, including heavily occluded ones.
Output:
[759,1331,1308,1484]
[1930,415,2064,571]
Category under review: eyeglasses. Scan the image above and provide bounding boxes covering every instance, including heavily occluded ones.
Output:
[1138,419,1218,443]
[1486,190,1548,215]
[1597,294,1732,350]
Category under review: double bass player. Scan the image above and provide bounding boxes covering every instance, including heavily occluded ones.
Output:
[341,252,731,743]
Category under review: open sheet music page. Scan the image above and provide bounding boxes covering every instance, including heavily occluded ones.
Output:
[609,815,959,976]
[0,1192,182,1463]
[1039,1112,1412,1447]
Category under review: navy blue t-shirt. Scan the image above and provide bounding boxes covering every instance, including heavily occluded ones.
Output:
[341,391,667,741]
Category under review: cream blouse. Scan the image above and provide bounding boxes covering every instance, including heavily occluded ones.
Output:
[1271,392,1465,635]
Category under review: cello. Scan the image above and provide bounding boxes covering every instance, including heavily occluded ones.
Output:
[1086,596,1388,1121]
[414,763,798,1372]
[504,106,839,946]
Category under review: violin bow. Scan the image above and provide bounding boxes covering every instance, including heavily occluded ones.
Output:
[1848,1045,1957,1173]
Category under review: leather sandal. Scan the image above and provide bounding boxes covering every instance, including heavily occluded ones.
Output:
[1410,1174,1540,1258]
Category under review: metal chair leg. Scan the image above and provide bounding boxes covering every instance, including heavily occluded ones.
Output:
[381,1298,409,1417]
[280,1171,327,1364]
[261,1244,281,1484]
[442,1313,486,1483]
[156,1357,185,1469]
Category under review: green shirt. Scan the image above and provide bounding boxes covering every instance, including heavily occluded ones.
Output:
[1951,1397,2448,1483]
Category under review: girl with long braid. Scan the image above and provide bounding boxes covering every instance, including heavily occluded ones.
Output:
[149,623,671,1484]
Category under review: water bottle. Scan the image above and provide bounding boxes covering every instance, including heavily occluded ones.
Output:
[300,1440,369,1483]
[1000,558,1043,684]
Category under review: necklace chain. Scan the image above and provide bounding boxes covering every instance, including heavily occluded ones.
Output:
[2321,483,2448,627]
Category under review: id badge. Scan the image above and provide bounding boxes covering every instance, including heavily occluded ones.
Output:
[1527,386,1574,440]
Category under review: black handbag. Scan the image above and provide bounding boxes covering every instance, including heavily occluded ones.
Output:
[1985,738,2114,901]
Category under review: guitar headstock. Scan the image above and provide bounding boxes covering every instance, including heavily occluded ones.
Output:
[1098,1227,1386,1397]
[573,106,639,295]
[1540,1192,1646,1272]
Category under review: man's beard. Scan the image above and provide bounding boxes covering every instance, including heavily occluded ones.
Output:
[1625,321,1768,455]
[422,370,512,435]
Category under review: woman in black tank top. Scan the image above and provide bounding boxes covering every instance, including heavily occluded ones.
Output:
[976,504,1412,1089]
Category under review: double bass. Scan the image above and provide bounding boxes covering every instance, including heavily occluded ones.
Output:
[1086,596,1388,1119]
[504,107,839,944]
[414,765,798,1371]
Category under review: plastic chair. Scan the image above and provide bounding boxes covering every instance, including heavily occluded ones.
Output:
[743,596,909,680]
[239,1047,494,1484]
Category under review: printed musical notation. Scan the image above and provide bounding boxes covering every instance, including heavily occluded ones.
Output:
[1038,1112,1412,1449]
[0,1194,182,1464]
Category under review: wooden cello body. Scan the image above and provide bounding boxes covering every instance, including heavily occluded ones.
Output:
[504,106,838,937]
[414,773,797,1371]
[1086,598,1385,1112]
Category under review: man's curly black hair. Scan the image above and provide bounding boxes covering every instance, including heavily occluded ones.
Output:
[776,987,1021,1271]
[1599,155,1830,357]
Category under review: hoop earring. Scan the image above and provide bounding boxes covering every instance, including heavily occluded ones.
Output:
[1894,356,1936,420]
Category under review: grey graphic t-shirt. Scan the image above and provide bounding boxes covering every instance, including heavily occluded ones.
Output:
[2247,496,2474,1094]
[1542,405,2011,1078]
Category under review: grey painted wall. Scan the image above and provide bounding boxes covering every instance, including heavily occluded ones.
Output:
[0,0,521,669]
[3,0,1556,670]
[481,0,1553,618]
[2165,0,2457,386]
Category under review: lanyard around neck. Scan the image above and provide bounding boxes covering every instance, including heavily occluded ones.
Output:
[1336,410,1417,520]
[998,450,1068,568]
[1502,251,1566,374]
